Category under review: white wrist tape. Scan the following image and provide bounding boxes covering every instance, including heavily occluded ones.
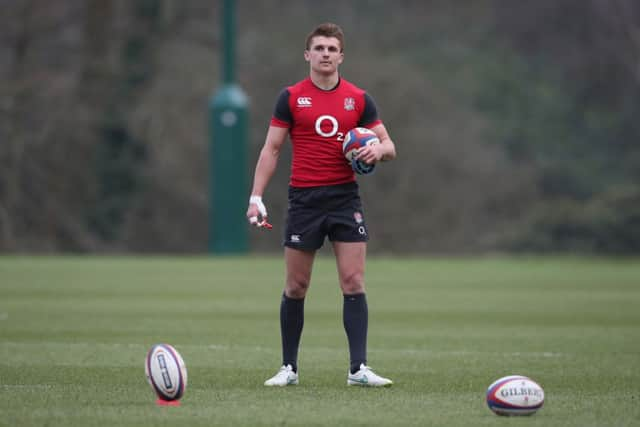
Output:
[249,195,267,217]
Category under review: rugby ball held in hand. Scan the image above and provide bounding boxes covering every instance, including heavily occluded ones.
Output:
[343,127,379,175]
[486,375,544,416]
[145,344,187,401]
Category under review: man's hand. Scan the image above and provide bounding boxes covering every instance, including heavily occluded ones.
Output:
[247,195,272,229]
[355,142,384,165]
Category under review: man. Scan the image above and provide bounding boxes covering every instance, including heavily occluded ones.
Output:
[246,23,396,387]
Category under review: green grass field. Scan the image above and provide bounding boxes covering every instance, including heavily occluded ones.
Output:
[1,256,639,426]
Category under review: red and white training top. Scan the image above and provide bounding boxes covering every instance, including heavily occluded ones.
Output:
[270,77,382,187]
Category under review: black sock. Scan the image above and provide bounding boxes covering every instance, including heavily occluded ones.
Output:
[280,293,304,373]
[343,293,368,374]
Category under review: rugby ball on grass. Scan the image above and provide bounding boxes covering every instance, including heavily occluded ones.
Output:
[486,375,544,416]
[145,344,187,401]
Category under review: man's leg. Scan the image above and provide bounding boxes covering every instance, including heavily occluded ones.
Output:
[333,241,392,387]
[265,247,315,386]
[333,241,367,373]
[281,247,315,371]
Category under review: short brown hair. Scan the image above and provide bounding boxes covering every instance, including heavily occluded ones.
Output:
[305,22,345,52]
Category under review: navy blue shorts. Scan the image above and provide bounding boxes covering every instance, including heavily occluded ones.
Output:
[283,182,369,250]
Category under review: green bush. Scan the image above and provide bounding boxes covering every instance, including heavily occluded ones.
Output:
[511,186,640,253]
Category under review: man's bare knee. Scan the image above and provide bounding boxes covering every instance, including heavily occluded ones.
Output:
[340,271,365,295]
[285,277,310,298]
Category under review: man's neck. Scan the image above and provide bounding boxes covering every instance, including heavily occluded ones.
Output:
[310,72,339,90]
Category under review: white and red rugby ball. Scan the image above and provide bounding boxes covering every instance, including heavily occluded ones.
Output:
[342,127,380,162]
[486,375,544,416]
[145,344,187,401]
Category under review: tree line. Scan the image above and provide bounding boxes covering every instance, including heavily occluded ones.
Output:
[1,0,638,253]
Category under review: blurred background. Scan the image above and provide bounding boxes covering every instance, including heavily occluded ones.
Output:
[1,0,639,254]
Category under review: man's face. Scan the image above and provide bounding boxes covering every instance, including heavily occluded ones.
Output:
[304,36,344,75]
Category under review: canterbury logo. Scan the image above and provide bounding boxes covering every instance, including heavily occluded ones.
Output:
[297,97,312,107]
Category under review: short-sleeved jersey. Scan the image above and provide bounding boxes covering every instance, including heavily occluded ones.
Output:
[270,77,382,187]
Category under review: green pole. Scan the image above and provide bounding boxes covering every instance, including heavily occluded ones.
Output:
[209,0,249,254]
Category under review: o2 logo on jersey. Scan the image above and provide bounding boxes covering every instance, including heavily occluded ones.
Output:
[314,115,344,141]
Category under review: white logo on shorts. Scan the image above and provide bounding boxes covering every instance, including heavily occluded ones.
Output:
[290,234,301,243]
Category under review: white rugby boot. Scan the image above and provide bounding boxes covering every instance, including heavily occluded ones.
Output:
[347,364,393,387]
[264,364,299,386]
